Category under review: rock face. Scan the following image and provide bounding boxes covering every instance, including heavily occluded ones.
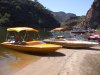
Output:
[52,11,76,22]
[0,0,60,29]
[84,0,100,29]
[61,16,85,28]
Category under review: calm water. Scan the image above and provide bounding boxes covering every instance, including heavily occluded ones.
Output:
[0,46,41,75]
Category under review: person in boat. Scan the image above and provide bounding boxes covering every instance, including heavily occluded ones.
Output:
[7,35,15,43]
[15,34,19,41]
[25,33,33,41]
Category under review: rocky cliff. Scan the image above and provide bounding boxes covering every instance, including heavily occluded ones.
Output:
[84,0,100,29]
[0,0,60,29]
[61,16,85,28]
[52,11,76,22]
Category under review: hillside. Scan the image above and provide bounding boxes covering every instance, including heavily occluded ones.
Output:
[83,0,100,29]
[52,11,76,22]
[0,0,60,29]
[55,0,100,29]
[1,0,100,29]
[61,16,85,28]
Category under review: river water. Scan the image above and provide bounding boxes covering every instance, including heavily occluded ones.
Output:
[0,46,41,75]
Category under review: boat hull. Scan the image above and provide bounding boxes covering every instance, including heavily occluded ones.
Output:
[0,42,62,53]
[44,39,98,48]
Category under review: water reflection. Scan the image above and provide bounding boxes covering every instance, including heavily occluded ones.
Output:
[0,46,41,75]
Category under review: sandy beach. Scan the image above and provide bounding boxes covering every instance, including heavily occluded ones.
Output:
[14,46,100,75]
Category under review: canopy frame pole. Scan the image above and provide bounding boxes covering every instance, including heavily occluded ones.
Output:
[5,31,9,41]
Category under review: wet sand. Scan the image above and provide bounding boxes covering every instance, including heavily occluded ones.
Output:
[0,46,41,75]
[14,46,100,75]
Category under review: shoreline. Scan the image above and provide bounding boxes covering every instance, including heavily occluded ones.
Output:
[14,46,100,75]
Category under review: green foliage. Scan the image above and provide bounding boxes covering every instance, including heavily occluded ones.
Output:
[97,26,100,30]
[61,16,85,28]
[0,26,7,42]
[15,5,21,10]
[0,13,10,23]
[0,0,60,28]
[0,18,8,23]
[37,28,52,40]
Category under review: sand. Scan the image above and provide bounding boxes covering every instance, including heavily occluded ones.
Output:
[14,46,100,75]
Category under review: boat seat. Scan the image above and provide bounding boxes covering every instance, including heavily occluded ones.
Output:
[66,38,78,41]
[26,41,44,45]
[14,41,27,45]
[54,38,66,41]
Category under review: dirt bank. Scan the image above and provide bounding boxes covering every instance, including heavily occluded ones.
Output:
[14,46,100,75]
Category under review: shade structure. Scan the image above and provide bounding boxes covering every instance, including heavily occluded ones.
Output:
[7,27,39,32]
[51,27,72,32]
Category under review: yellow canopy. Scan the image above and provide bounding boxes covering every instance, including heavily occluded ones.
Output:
[7,27,38,32]
[51,27,72,32]
[51,27,66,32]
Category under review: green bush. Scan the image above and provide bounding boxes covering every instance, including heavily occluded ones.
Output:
[0,27,7,42]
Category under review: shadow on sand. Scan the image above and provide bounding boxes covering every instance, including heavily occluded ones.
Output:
[22,51,66,57]
[65,47,100,51]
[85,47,100,51]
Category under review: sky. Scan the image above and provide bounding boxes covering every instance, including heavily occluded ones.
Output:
[33,0,94,16]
